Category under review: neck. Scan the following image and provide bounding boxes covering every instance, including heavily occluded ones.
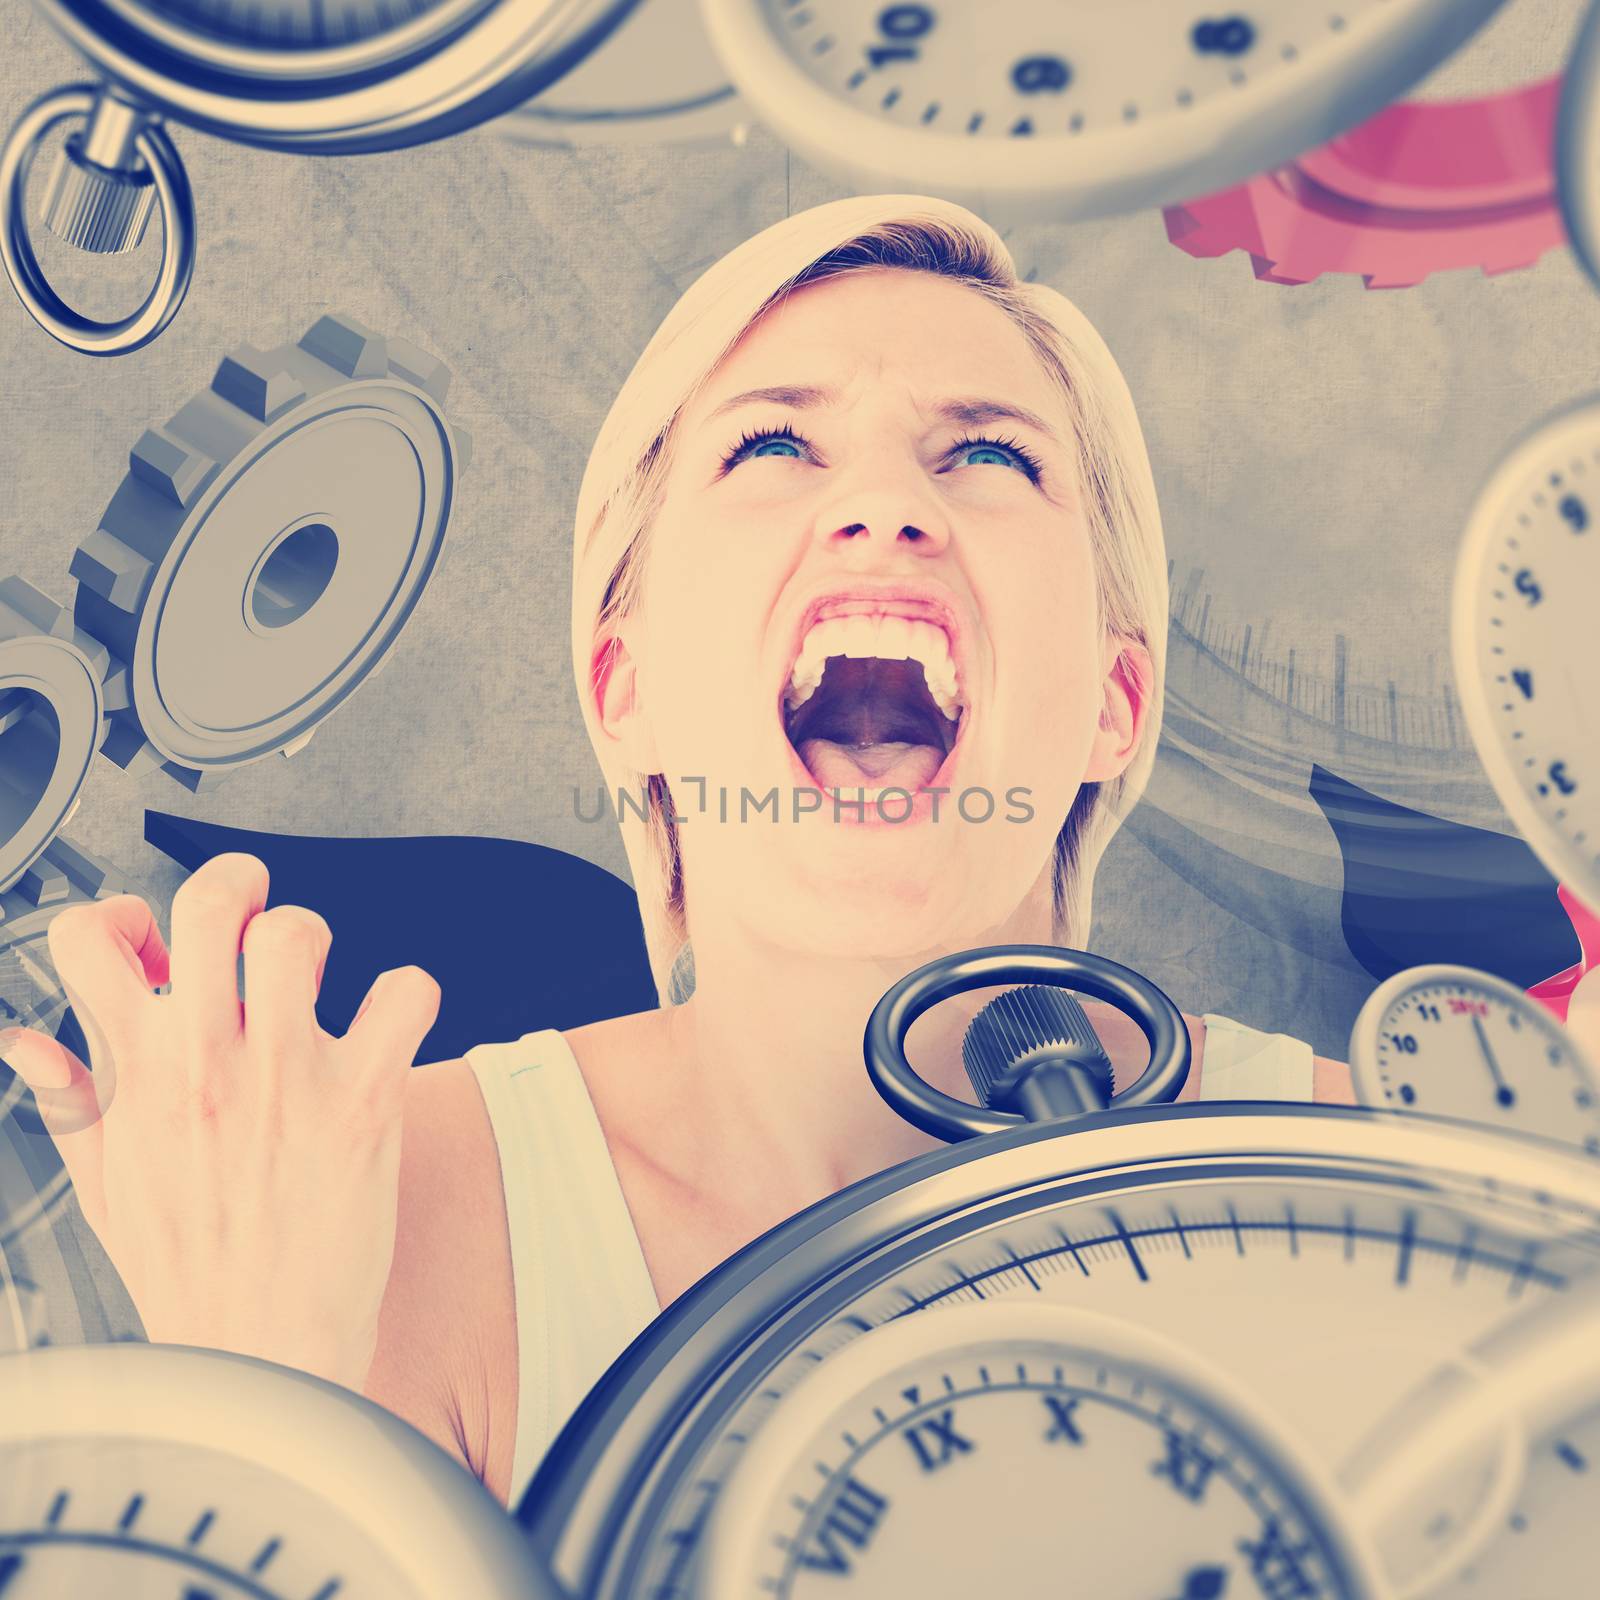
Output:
[658,876,1059,1213]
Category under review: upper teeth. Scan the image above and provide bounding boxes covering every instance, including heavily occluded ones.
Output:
[785,614,962,721]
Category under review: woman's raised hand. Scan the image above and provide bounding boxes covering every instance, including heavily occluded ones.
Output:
[0,852,441,1391]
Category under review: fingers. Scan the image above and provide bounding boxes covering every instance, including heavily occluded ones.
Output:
[46,895,168,1054]
[0,1026,106,1222]
[241,905,333,1057]
[344,966,441,1078]
[168,853,269,1046]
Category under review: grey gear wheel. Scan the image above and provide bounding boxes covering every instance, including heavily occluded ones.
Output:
[69,312,469,791]
[0,575,110,892]
[0,835,129,1249]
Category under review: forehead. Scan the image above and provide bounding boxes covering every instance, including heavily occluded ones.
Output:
[692,268,1067,424]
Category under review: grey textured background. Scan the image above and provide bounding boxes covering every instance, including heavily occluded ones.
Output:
[0,0,1592,1058]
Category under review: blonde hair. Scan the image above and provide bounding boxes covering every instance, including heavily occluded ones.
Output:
[572,196,1168,1005]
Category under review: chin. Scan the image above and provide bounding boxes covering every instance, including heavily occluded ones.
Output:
[737,834,1032,967]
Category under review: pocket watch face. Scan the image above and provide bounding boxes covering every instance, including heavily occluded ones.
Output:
[523,1110,1600,1600]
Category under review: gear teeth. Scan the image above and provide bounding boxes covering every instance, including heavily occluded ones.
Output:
[385,336,451,403]
[97,715,165,778]
[69,528,155,611]
[1164,78,1563,293]
[44,603,113,685]
[129,425,219,508]
[96,655,132,717]
[37,836,126,900]
[0,575,62,638]
[161,760,228,793]
[0,690,28,736]
[299,313,389,379]
[212,345,308,423]
[280,729,315,758]
[73,589,137,669]
[450,423,473,472]
[70,315,460,789]
[15,853,70,909]
[0,572,116,731]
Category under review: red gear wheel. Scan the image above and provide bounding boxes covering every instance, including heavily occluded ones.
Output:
[1164,76,1566,289]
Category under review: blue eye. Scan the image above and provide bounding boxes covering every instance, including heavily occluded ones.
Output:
[722,424,813,472]
[960,444,1018,468]
[948,434,1042,480]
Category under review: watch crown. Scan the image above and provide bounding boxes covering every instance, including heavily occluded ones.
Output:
[41,132,156,255]
[963,985,1115,1119]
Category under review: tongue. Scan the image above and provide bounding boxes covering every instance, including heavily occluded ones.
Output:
[799,738,947,792]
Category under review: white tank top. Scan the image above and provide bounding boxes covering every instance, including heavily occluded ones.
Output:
[463,1014,1314,1508]
[465,1029,661,1509]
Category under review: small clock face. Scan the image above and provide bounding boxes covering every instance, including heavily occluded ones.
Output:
[707,1306,1370,1599]
[1452,400,1600,914]
[699,0,1508,217]
[1350,966,1600,1152]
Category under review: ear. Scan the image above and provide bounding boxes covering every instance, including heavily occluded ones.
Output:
[588,617,661,773]
[1082,636,1153,784]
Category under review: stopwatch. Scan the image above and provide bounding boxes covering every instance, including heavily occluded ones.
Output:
[1451,397,1600,917]
[695,0,1509,222]
[1,0,638,353]
[502,0,745,149]
[0,1342,551,1597]
[520,945,1600,1598]
[1349,965,1600,1155]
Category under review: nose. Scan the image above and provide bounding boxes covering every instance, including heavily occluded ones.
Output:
[811,461,952,558]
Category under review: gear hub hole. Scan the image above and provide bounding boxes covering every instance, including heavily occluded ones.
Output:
[249,521,339,631]
[0,688,61,845]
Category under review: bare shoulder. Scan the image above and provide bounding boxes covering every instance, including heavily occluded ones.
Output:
[560,1006,678,1140]
[364,1056,519,1503]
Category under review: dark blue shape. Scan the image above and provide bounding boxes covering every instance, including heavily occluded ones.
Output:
[145,812,657,1064]
[1310,765,1578,989]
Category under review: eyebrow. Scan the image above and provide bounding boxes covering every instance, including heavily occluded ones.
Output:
[708,384,835,418]
[933,396,1060,442]
[707,386,1061,442]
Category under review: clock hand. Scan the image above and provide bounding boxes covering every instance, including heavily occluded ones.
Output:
[1471,1015,1516,1108]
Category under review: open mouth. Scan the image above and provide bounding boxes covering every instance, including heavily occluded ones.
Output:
[781,613,964,797]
